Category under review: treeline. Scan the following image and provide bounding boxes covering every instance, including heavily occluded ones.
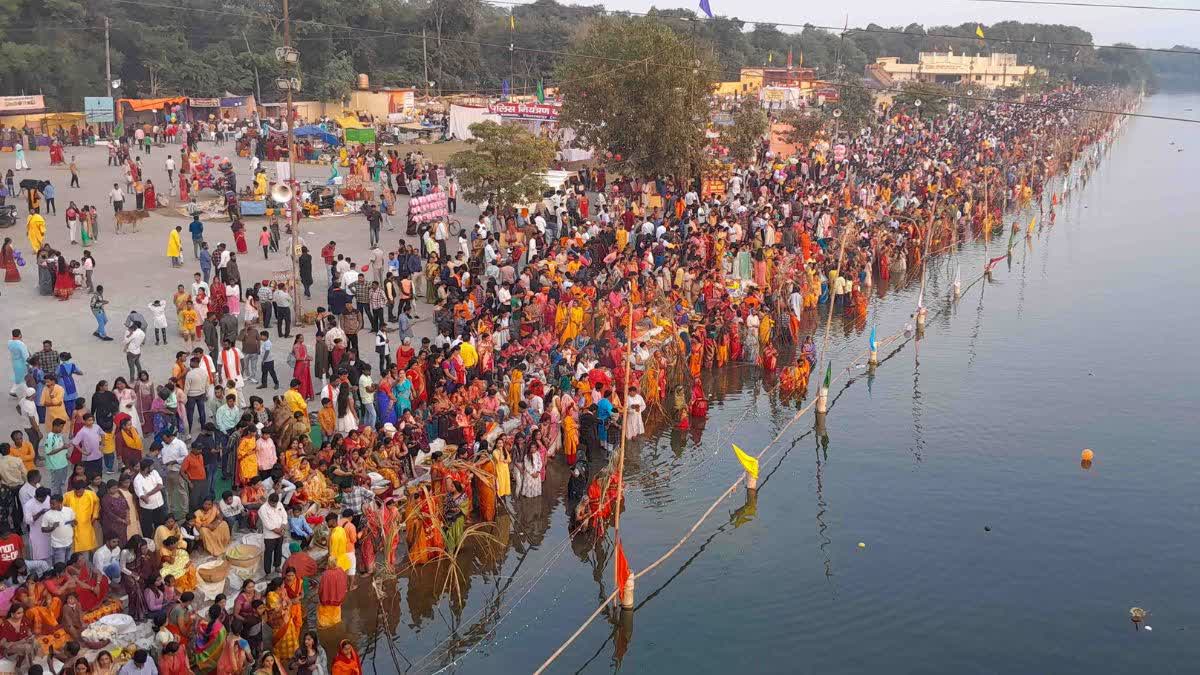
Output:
[0,0,1193,110]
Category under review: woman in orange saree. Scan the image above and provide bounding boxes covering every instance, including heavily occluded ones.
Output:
[282,569,305,635]
[15,578,62,634]
[474,454,497,522]
[265,578,301,663]
[561,398,579,466]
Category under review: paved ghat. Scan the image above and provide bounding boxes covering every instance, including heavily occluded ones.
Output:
[0,142,462,428]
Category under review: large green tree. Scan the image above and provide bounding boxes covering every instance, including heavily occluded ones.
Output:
[725,98,768,163]
[556,16,716,179]
[449,121,555,216]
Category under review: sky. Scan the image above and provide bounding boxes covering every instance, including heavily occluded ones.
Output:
[579,0,1200,48]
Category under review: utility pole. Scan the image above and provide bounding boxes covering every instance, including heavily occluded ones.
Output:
[422,28,430,99]
[104,17,112,95]
[282,0,301,317]
[509,10,515,98]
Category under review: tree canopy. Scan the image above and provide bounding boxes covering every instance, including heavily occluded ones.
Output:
[555,16,716,179]
[449,121,555,216]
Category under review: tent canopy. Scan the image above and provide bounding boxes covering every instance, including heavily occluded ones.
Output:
[293,125,341,146]
[119,96,187,112]
[336,115,365,129]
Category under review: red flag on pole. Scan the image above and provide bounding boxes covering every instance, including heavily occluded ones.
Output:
[615,537,631,593]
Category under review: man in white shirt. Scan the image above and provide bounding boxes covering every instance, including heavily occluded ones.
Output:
[357,365,376,428]
[190,273,209,301]
[218,490,247,530]
[258,492,288,575]
[123,323,145,382]
[434,219,449,258]
[41,494,75,564]
[94,536,124,581]
[133,459,167,537]
[183,357,210,434]
[109,182,125,213]
[219,339,245,404]
[159,429,189,519]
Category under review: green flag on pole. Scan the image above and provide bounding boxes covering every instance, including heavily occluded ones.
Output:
[537,79,545,103]
[824,361,832,389]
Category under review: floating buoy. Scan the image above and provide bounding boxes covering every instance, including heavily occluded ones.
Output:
[857,542,866,549]
[984,526,991,532]
[1144,626,1153,632]
[1081,449,1094,462]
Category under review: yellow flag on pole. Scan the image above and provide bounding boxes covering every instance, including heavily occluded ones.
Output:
[732,444,759,480]
[509,13,515,30]
[976,24,985,39]
[1028,215,1036,232]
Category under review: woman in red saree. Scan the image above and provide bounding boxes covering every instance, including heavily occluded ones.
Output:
[291,335,314,399]
[0,238,18,282]
[407,363,426,407]
[53,255,76,300]
[144,180,157,210]
[330,640,362,675]
[688,377,708,418]
[49,140,65,165]
[208,278,227,317]
[231,220,248,255]
[46,555,111,612]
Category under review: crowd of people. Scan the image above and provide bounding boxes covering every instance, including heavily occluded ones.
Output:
[0,83,1133,674]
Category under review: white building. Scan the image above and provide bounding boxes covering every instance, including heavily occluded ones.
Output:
[872,51,1036,89]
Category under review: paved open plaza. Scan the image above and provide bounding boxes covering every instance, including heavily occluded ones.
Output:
[1,141,459,429]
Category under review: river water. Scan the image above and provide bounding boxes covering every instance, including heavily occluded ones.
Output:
[339,93,1200,674]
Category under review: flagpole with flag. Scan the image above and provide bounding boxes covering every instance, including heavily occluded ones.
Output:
[698,0,713,18]
[732,444,760,490]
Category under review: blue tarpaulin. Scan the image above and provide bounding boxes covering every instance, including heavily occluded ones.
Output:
[293,125,340,146]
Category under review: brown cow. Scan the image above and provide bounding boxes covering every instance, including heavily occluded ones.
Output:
[114,209,150,234]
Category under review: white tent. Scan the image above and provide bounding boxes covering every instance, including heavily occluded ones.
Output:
[448,104,501,140]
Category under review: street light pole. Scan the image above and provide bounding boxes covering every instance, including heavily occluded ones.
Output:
[282,0,301,319]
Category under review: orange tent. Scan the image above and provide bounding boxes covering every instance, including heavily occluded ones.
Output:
[118,96,187,112]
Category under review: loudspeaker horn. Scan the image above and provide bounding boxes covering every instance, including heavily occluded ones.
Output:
[270,183,293,204]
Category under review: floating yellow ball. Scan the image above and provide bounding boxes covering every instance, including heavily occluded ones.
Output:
[1081,449,1095,462]
[857,542,866,549]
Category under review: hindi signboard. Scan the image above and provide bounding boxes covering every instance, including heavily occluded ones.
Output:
[487,101,561,121]
[0,95,45,113]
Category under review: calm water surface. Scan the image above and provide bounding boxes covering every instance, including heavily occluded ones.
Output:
[343,93,1200,674]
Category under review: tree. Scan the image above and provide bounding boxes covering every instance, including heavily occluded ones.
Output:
[725,98,768,163]
[894,82,951,118]
[313,52,357,103]
[449,121,555,216]
[827,75,876,129]
[777,110,824,146]
[556,16,715,179]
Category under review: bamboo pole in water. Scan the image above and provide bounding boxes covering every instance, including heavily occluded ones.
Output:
[613,281,635,608]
